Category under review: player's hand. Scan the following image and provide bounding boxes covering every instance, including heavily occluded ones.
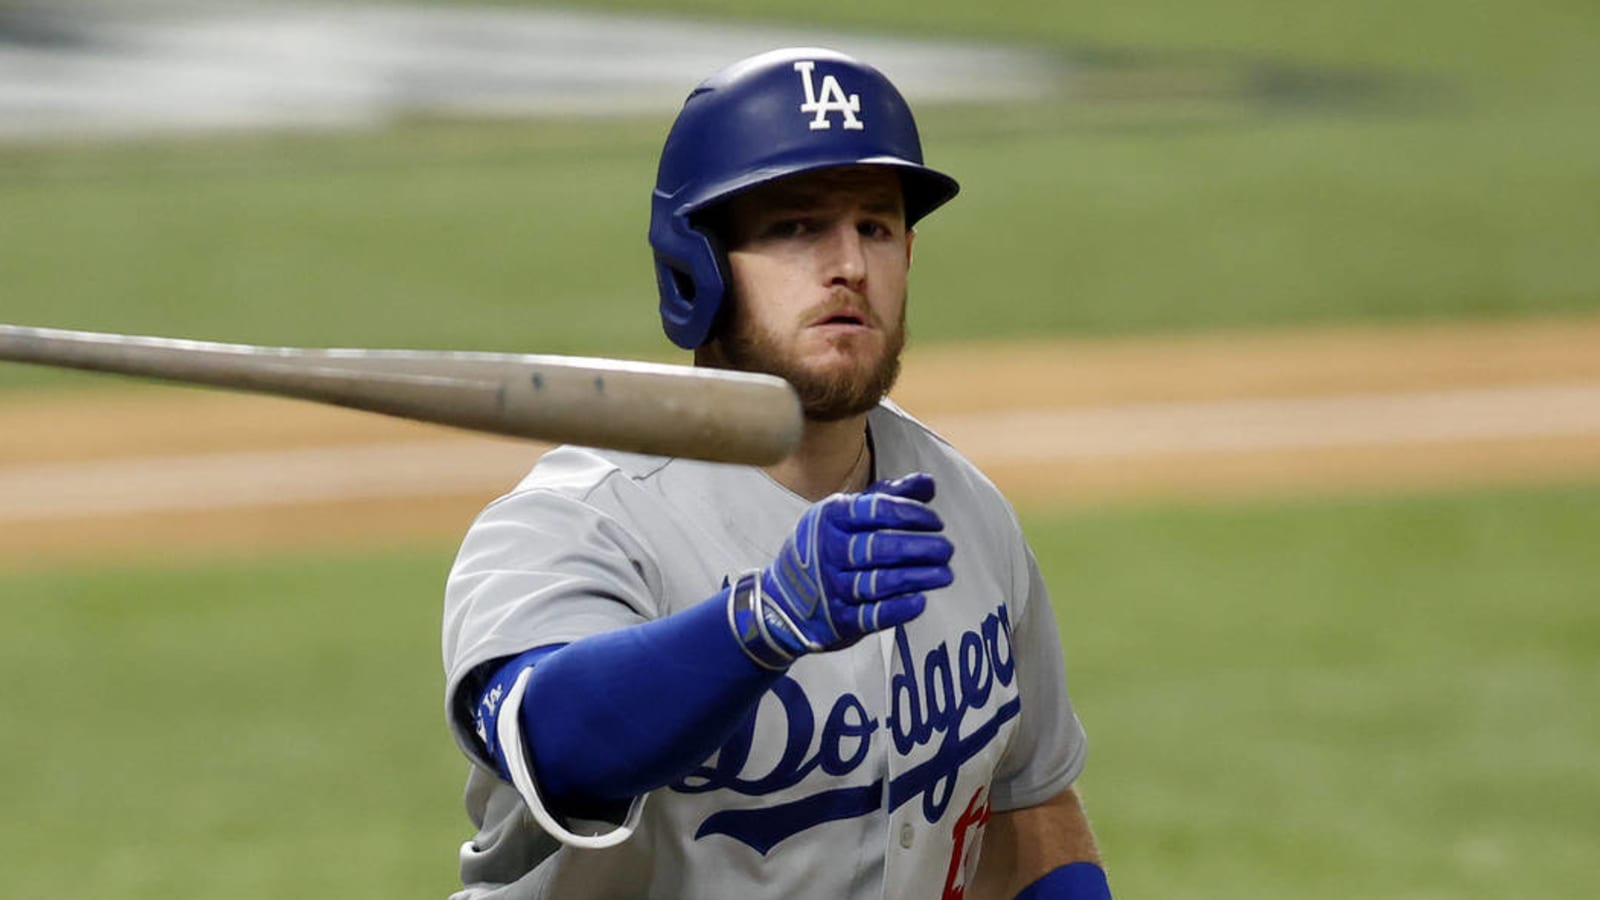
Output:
[728,472,954,669]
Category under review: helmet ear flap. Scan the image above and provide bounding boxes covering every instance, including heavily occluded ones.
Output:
[650,204,730,350]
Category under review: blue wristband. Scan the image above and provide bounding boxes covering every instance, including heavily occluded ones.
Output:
[1014,862,1112,900]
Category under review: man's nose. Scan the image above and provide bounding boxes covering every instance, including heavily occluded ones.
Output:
[821,224,868,290]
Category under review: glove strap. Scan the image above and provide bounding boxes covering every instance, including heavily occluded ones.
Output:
[726,570,798,671]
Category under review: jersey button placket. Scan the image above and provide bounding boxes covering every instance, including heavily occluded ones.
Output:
[898,821,914,849]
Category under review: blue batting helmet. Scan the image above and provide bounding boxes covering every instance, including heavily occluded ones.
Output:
[649,47,961,349]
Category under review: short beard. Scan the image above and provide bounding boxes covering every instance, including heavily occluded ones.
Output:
[698,296,907,422]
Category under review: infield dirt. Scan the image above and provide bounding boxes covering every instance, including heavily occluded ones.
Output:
[3,316,1598,568]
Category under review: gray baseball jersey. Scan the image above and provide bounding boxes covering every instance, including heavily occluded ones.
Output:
[442,400,1088,900]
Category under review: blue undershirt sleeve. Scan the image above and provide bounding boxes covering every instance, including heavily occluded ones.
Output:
[475,585,784,811]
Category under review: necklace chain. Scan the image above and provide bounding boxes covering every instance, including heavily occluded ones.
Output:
[842,435,870,493]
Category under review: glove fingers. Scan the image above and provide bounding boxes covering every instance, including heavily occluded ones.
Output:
[868,472,937,504]
[846,565,954,601]
[762,474,947,657]
[851,593,927,633]
[843,531,953,569]
[834,494,944,532]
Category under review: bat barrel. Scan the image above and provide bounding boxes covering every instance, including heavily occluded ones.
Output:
[0,325,803,466]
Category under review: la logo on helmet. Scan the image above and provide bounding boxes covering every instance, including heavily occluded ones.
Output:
[794,61,864,131]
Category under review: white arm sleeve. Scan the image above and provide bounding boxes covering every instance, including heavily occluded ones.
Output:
[442,483,661,768]
[443,481,664,848]
[988,542,1088,812]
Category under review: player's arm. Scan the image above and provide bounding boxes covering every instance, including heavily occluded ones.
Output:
[968,785,1111,900]
[970,530,1108,898]
[472,473,953,835]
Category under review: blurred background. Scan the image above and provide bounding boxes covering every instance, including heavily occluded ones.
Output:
[1,1,1596,897]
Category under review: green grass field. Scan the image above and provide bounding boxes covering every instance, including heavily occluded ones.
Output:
[2,0,1596,388]
[2,0,1597,896]
[2,485,1595,898]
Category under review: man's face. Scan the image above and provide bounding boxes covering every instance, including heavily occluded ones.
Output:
[699,166,914,422]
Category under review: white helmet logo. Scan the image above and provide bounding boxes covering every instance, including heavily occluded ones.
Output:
[794,61,864,131]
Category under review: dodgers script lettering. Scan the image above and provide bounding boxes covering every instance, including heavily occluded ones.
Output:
[675,604,1020,854]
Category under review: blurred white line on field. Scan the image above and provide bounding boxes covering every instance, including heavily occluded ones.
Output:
[1,438,542,521]
[3,382,1599,522]
[933,382,1600,463]
[0,3,1059,141]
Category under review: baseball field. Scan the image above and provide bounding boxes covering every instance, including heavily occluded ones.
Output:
[2,1,1597,898]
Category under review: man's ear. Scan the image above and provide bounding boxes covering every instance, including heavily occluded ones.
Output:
[905,228,916,268]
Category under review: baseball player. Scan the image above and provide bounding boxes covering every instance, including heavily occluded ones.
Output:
[442,48,1111,899]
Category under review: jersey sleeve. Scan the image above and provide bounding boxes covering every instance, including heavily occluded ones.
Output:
[988,540,1088,812]
[442,480,662,767]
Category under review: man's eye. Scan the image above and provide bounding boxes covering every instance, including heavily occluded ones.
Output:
[766,219,810,238]
[859,221,893,239]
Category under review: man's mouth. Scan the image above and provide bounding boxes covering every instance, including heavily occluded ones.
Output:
[812,310,870,329]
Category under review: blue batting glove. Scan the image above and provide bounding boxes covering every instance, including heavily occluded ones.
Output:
[728,472,954,670]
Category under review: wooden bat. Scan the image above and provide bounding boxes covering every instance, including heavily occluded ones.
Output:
[0,325,803,466]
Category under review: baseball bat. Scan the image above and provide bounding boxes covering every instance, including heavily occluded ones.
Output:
[0,324,803,466]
